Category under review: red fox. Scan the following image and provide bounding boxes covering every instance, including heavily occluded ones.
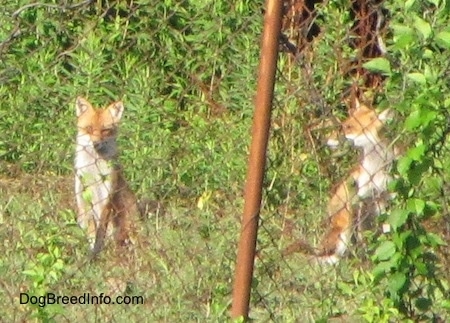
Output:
[341,99,398,211]
[285,99,398,263]
[74,97,138,255]
[327,99,397,205]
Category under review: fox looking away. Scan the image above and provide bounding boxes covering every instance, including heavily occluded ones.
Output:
[327,98,397,212]
[341,98,397,200]
[285,98,399,264]
[74,97,138,256]
[321,99,398,262]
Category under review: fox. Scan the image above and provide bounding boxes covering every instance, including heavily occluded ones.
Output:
[341,99,398,207]
[74,97,138,256]
[328,99,397,200]
[285,99,398,263]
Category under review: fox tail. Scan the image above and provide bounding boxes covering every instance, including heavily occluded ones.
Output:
[282,217,352,265]
[283,175,356,264]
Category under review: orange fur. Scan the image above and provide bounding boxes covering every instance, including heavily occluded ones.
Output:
[74,97,138,255]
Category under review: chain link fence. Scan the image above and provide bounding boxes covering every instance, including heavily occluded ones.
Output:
[246,0,450,321]
[1,1,261,321]
[1,0,450,321]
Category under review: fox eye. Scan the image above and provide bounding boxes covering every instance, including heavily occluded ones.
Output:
[101,128,113,136]
[85,126,93,133]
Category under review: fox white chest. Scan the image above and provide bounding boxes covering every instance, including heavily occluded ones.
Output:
[74,141,114,228]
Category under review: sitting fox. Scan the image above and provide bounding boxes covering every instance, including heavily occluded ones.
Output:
[341,99,397,200]
[285,99,398,263]
[74,97,138,255]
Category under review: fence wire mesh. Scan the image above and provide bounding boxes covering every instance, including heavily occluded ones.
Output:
[1,0,450,321]
[1,1,261,321]
[250,0,450,321]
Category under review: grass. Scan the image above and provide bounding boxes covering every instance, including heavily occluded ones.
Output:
[0,106,372,321]
[0,172,241,321]
[1,0,450,321]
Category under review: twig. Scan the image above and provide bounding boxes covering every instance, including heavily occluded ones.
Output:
[12,0,94,18]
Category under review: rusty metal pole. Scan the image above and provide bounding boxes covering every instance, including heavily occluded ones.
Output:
[231,0,283,320]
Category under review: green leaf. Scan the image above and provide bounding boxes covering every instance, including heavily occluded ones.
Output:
[388,272,407,292]
[445,98,450,109]
[424,200,439,214]
[404,110,421,130]
[337,281,354,296]
[375,241,396,261]
[397,156,412,176]
[392,25,415,49]
[423,66,435,84]
[422,48,434,59]
[387,209,409,230]
[406,234,421,253]
[415,298,432,311]
[441,300,450,310]
[363,57,391,75]
[420,109,437,126]
[435,31,450,48]
[404,108,437,130]
[414,16,432,39]
[406,198,425,215]
[407,143,426,161]
[372,261,392,279]
[404,0,416,10]
[408,157,432,185]
[426,232,446,247]
[407,163,422,185]
[392,24,415,38]
[406,73,426,84]
[22,269,38,277]
[415,261,428,275]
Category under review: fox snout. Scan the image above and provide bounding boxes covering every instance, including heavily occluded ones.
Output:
[93,140,107,152]
[92,138,116,159]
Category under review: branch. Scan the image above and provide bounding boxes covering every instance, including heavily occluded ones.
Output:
[12,0,94,18]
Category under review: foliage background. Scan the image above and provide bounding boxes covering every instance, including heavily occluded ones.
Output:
[0,0,449,321]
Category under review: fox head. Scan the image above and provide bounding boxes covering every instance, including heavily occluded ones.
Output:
[343,99,392,147]
[75,97,124,159]
[324,97,392,149]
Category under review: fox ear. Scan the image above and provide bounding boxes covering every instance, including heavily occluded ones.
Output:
[75,97,93,117]
[107,101,124,122]
[378,108,393,122]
